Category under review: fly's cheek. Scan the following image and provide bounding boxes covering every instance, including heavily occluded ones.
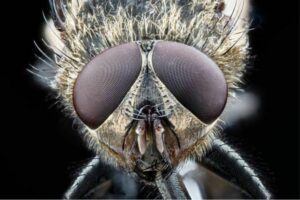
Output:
[73,43,142,129]
[152,41,228,124]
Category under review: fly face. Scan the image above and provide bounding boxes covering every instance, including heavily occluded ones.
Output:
[34,0,271,198]
[73,40,227,179]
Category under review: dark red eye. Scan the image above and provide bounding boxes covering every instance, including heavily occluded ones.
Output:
[73,42,142,129]
[152,41,227,124]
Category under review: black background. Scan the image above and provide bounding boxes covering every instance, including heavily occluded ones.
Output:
[0,0,299,198]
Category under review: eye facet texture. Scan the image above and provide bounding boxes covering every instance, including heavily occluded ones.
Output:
[73,43,142,129]
[152,41,227,124]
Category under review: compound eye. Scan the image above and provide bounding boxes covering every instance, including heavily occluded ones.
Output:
[152,41,227,124]
[73,43,142,129]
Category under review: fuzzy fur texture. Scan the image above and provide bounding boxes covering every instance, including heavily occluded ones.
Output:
[37,0,249,169]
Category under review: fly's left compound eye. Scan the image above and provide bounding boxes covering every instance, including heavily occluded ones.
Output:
[73,43,142,129]
[152,41,228,124]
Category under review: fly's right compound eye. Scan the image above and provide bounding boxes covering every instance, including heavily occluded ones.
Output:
[73,43,142,129]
